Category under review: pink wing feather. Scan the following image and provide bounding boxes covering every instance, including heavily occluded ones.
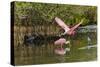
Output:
[70,19,84,31]
[55,17,70,30]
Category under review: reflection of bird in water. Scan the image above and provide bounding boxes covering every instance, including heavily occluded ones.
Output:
[54,38,70,49]
[54,48,70,55]
[54,17,84,36]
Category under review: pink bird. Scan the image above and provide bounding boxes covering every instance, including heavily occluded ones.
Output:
[54,17,84,36]
[54,38,70,49]
[54,38,70,55]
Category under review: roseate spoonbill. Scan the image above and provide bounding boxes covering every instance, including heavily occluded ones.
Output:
[54,38,70,49]
[54,17,84,36]
[54,48,70,55]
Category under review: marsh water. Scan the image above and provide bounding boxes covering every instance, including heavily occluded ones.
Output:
[14,26,97,65]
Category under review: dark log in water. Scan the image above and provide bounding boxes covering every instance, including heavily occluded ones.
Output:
[23,34,68,46]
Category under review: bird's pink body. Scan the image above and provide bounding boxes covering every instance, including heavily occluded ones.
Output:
[54,38,66,45]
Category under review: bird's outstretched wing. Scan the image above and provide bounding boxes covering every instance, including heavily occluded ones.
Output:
[70,19,84,31]
[55,17,70,30]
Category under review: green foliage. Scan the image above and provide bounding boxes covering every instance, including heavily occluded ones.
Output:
[13,2,97,26]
